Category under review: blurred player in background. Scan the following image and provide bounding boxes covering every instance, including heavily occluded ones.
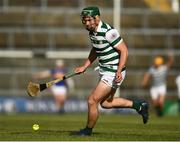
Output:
[141,53,173,117]
[33,59,74,113]
[74,6,149,136]
[175,75,180,113]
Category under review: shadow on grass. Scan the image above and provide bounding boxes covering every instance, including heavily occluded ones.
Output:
[69,131,101,136]
[6,130,180,140]
[8,130,121,137]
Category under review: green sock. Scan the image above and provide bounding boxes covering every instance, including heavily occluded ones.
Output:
[132,101,141,111]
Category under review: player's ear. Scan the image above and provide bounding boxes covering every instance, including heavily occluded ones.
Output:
[94,16,100,23]
[94,15,100,20]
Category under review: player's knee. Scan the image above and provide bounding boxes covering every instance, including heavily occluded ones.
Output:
[88,96,97,106]
[100,102,106,108]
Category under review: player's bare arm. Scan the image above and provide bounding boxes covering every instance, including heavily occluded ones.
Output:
[141,72,151,87]
[115,41,128,82]
[75,48,97,73]
[167,52,174,68]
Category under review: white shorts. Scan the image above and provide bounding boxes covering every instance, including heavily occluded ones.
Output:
[51,85,67,96]
[99,70,126,89]
[150,85,167,100]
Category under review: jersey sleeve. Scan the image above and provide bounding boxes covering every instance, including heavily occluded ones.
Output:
[105,29,123,48]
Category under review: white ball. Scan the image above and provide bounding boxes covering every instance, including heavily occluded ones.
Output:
[32,124,39,131]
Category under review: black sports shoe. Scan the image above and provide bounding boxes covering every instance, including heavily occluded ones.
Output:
[138,102,149,124]
[75,128,92,136]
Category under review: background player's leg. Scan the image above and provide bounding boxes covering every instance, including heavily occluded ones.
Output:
[158,94,165,116]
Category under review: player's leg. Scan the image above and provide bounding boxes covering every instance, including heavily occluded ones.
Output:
[152,98,162,116]
[150,87,160,116]
[87,81,115,127]
[100,89,149,124]
[157,94,165,116]
[100,93,133,109]
[51,85,67,113]
[100,71,148,124]
[54,95,67,113]
[76,80,113,135]
[157,85,166,116]
[152,97,161,117]
[100,70,133,109]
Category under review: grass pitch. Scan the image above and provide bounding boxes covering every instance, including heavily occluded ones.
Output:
[0,113,180,141]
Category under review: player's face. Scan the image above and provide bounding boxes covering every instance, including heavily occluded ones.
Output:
[82,16,97,32]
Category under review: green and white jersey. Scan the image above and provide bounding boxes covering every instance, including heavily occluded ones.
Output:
[89,21,123,76]
[148,65,168,87]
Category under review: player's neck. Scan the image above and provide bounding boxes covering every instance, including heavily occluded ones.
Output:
[95,18,101,32]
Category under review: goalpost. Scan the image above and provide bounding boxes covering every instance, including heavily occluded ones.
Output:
[113,0,121,33]
[113,0,121,97]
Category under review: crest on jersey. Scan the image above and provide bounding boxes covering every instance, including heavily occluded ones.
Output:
[111,33,118,39]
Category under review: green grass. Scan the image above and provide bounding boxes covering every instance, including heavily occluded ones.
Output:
[0,113,180,141]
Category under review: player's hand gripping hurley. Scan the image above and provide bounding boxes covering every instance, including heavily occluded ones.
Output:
[27,72,80,97]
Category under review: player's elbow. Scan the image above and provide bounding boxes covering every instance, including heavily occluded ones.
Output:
[118,42,128,58]
[122,46,128,60]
